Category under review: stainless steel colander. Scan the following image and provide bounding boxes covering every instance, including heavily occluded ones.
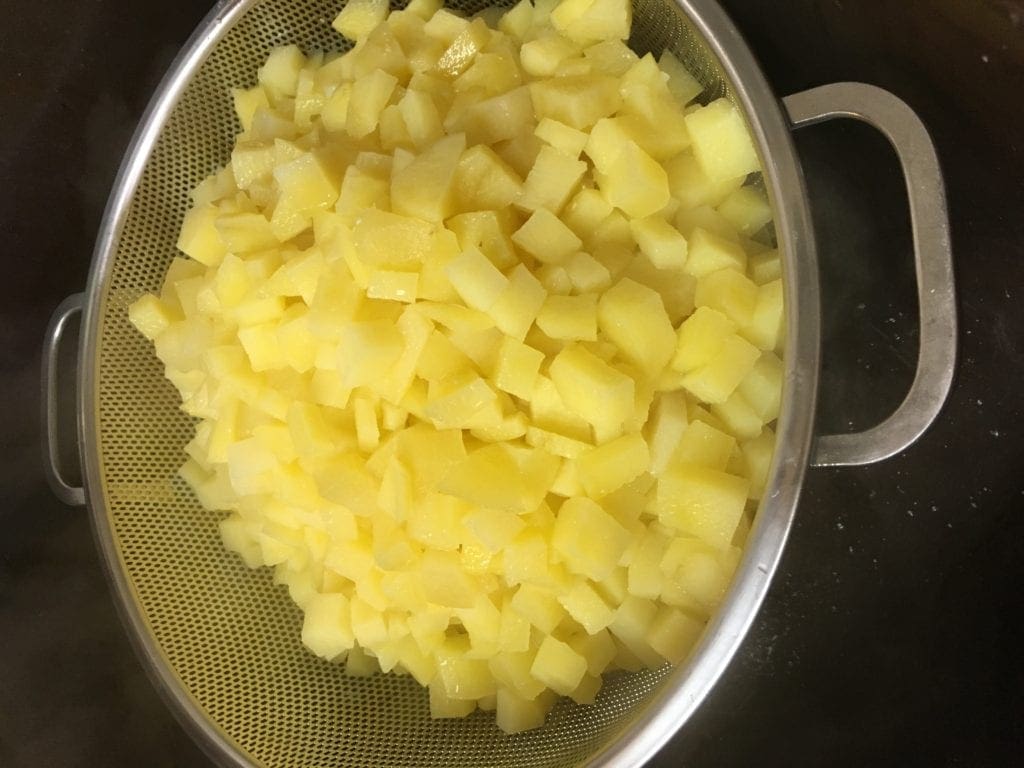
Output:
[42,0,957,765]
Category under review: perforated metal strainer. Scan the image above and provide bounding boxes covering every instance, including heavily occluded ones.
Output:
[42,1,957,766]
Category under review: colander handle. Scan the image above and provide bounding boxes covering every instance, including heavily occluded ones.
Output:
[42,292,87,506]
[783,82,957,468]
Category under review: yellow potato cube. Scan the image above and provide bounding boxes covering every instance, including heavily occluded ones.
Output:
[596,139,669,218]
[258,45,305,100]
[647,605,703,664]
[520,35,578,77]
[397,88,442,149]
[128,294,176,340]
[337,320,404,389]
[684,227,747,278]
[424,373,499,429]
[452,144,524,213]
[509,208,581,266]
[492,335,544,399]
[718,186,773,237]
[742,278,784,351]
[232,85,270,132]
[567,627,618,676]
[237,323,282,372]
[510,583,563,634]
[630,215,688,271]
[738,351,784,422]
[564,252,612,293]
[320,82,352,132]
[549,344,634,442]
[435,18,491,78]
[177,204,227,266]
[445,246,509,312]
[596,277,676,378]
[576,433,650,499]
[346,68,399,138]
[332,0,389,41]
[447,210,518,270]
[550,0,632,45]
[495,688,550,734]
[534,118,589,158]
[654,464,748,549]
[421,550,478,609]
[552,497,631,581]
[709,389,763,441]
[464,508,526,553]
[625,525,670,599]
[664,152,746,210]
[562,189,614,241]
[530,635,588,696]
[230,142,275,191]
[645,391,689,476]
[741,426,775,500]
[660,537,733,610]
[391,132,466,222]
[685,97,760,182]
[681,334,760,404]
[672,306,736,373]
[695,267,759,327]
[364,270,417,305]
[517,145,588,215]
[530,75,622,131]
[301,592,355,661]
[658,50,703,105]
[536,293,598,341]
[274,151,342,218]
[459,86,535,146]
[607,595,663,668]
[749,248,782,285]
[673,419,736,471]
[429,679,476,719]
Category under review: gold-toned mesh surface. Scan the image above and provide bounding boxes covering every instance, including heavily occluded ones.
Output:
[95,2,735,766]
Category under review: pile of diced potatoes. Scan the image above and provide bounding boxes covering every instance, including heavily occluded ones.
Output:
[127,0,784,734]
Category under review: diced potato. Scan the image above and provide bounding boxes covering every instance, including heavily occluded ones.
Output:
[738,351,784,422]
[531,635,588,696]
[658,50,703,106]
[654,464,748,549]
[749,249,782,285]
[680,334,760,404]
[630,215,688,271]
[694,267,758,327]
[685,98,761,182]
[718,186,773,237]
[536,293,598,341]
[301,592,355,660]
[488,264,548,340]
[742,278,784,351]
[518,145,588,214]
[684,227,747,278]
[453,144,524,212]
[549,344,634,442]
[597,278,676,378]
[552,496,631,581]
[551,0,632,45]
[576,433,650,498]
[258,45,306,100]
[512,208,583,264]
[672,306,736,373]
[535,117,589,158]
[530,75,622,131]
[391,132,467,222]
[333,0,390,41]
[445,246,509,312]
[128,294,176,340]
[491,335,545,399]
[595,140,669,218]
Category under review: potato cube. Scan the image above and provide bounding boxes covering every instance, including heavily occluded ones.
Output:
[694,267,758,327]
[565,252,612,293]
[492,678,548,731]
[530,635,587,696]
[492,336,544,399]
[345,68,397,138]
[128,294,176,340]
[534,118,589,158]
[301,592,355,661]
[530,75,622,131]
[576,433,650,499]
[552,497,631,581]
[332,0,389,41]
[608,595,663,668]
[464,508,525,553]
[232,85,270,132]
[593,279,675,380]
[654,464,748,549]
[596,140,669,218]
[550,0,632,45]
[738,351,783,422]
[562,187,614,238]
[672,306,735,373]
[659,50,703,105]
[440,443,555,514]
[453,144,524,213]
[445,246,509,312]
[645,391,688,476]
[488,264,548,341]
[177,204,227,266]
[549,344,634,442]
[742,278,784,351]
[517,145,588,215]
[512,208,583,265]
[648,605,703,664]
[685,98,760,182]
[536,293,598,341]
[709,390,763,441]
[337,320,404,389]
[366,270,418,303]
[460,86,535,146]
[749,249,782,285]
[741,426,774,500]
[630,216,688,271]
[718,186,773,237]
[510,583,563,634]
[660,537,732,609]
[429,679,476,719]
[684,227,747,278]
[664,152,746,210]
[673,419,736,471]
[391,132,466,222]
[626,526,670,599]
[258,45,305,100]
[681,334,760,404]
[435,17,491,77]
[520,35,580,77]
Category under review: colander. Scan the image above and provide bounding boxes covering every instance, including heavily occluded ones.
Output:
[41,0,957,765]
